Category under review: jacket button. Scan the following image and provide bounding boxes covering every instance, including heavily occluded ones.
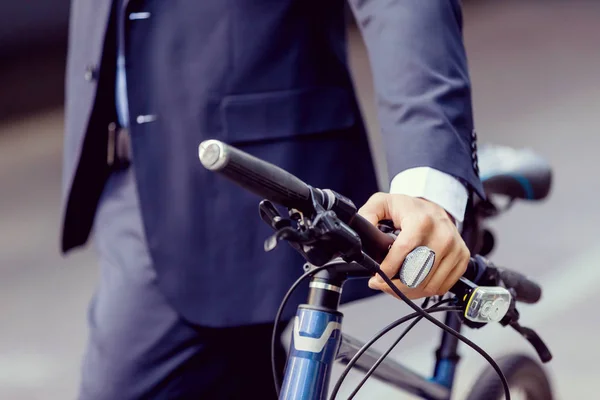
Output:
[471,129,477,140]
[136,114,157,124]
[84,65,97,82]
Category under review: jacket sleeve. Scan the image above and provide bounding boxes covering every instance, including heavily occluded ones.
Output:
[347,0,485,199]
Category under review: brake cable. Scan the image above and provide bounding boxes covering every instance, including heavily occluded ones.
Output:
[345,297,455,399]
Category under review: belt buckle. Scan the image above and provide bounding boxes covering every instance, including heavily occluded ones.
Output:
[107,122,131,171]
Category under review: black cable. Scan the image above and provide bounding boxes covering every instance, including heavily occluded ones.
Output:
[347,298,454,399]
[271,264,331,397]
[329,306,462,399]
[373,268,511,400]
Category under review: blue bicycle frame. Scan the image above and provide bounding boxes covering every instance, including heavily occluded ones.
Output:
[279,265,462,400]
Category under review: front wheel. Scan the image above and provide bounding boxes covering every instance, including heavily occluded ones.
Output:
[465,353,553,400]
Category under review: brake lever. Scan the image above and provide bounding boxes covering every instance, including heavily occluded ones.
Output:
[259,197,364,266]
[510,322,553,363]
[259,200,292,230]
[259,200,314,259]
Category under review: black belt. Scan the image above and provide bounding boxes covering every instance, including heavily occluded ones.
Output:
[107,122,131,171]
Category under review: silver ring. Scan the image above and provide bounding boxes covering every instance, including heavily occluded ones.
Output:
[399,246,436,288]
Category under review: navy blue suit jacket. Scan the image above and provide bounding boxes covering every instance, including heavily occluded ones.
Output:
[61,0,483,327]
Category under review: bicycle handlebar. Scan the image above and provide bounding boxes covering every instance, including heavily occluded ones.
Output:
[198,139,541,304]
[199,139,394,262]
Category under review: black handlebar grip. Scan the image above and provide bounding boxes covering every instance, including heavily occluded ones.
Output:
[349,215,395,264]
[498,269,542,304]
[462,259,480,282]
[199,140,314,212]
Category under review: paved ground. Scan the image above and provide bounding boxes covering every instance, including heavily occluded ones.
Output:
[1,1,599,399]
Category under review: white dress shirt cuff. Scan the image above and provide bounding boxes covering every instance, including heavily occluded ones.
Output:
[389,167,469,225]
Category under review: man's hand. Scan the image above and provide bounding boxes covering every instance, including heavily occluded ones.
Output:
[358,193,470,299]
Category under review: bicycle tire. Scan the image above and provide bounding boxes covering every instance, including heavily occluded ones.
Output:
[465,353,553,400]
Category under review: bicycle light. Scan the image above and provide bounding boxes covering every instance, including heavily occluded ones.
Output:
[464,286,512,323]
[399,246,435,288]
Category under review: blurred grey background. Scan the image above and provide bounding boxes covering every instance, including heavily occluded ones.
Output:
[1,1,599,399]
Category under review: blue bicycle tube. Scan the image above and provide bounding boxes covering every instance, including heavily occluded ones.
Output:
[280,306,343,400]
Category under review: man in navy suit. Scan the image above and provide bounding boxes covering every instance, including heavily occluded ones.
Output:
[61,0,483,398]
